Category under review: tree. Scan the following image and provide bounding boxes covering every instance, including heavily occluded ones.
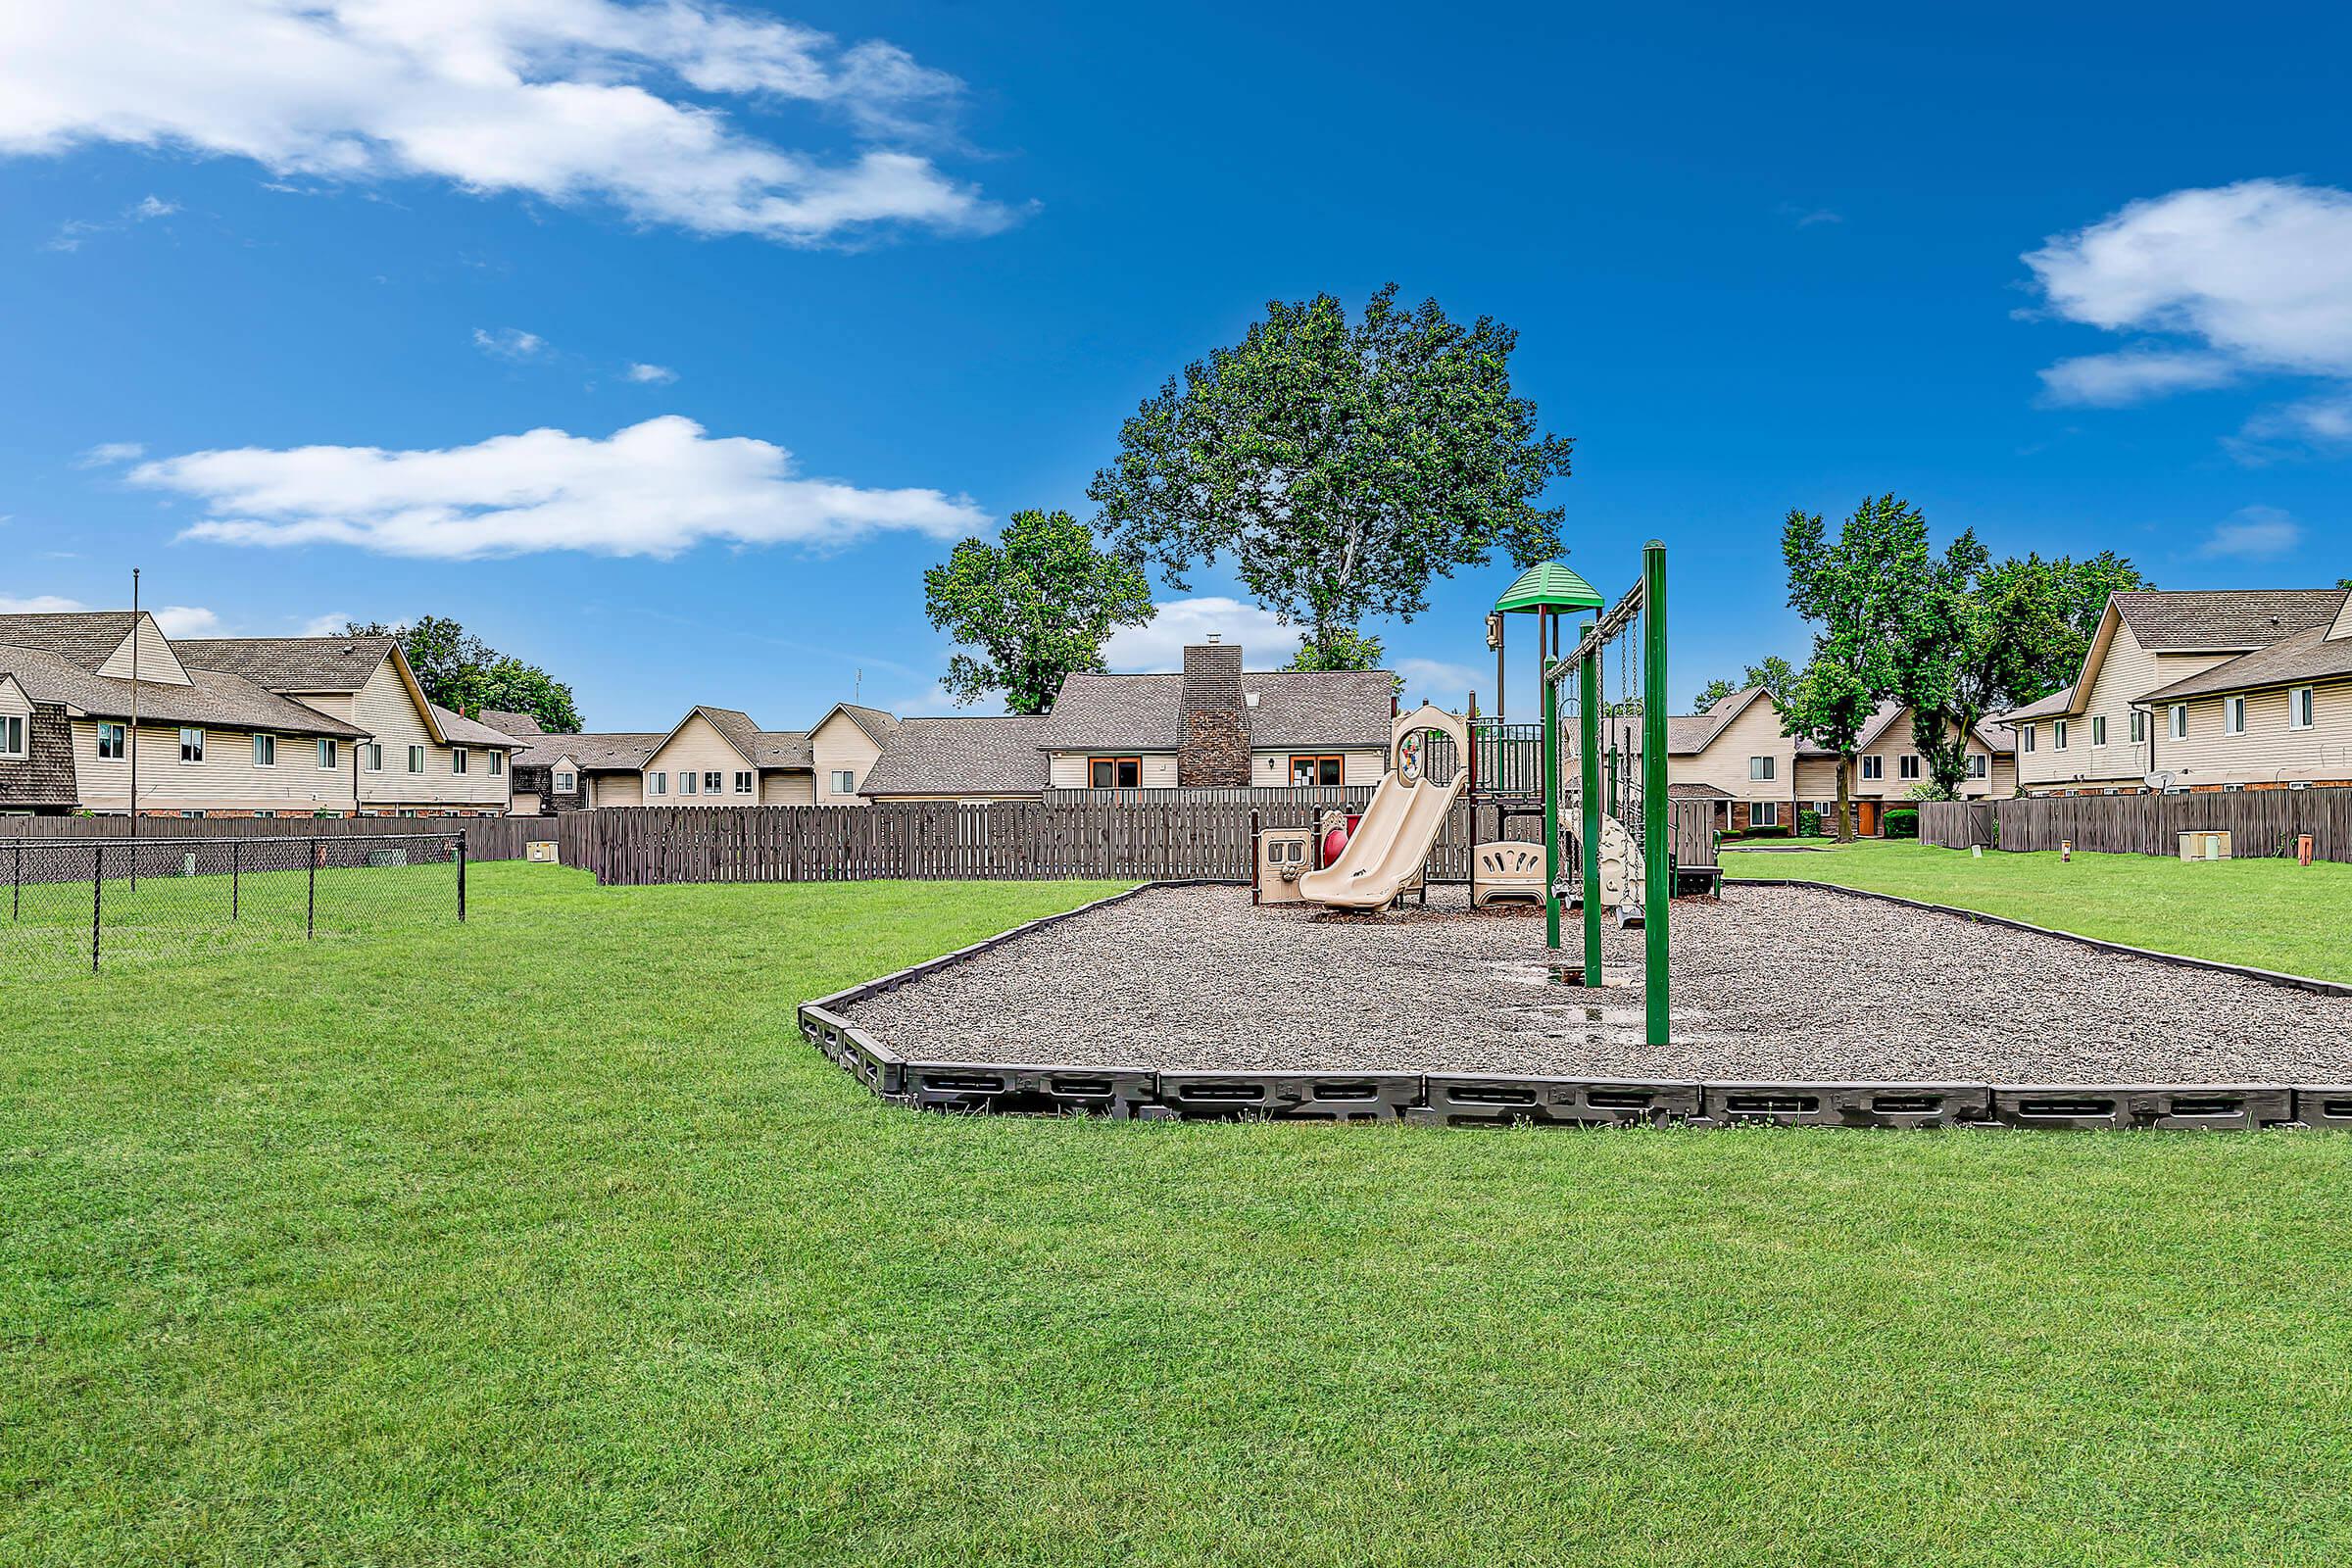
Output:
[1781,497,1930,839]
[1692,677,1740,712]
[1695,656,1799,711]
[1088,283,1574,666]
[1781,647,1883,842]
[922,509,1154,715]
[345,614,582,731]
[1284,627,1384,672]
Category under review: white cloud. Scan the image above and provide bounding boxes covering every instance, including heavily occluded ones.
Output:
[472,326,546,360]
[2036,349,2237,407]
[75,441,146,466]
[896,682,1004,716]
[0,1,1014,246]
[0,594,91,613]
[1395,658,1485,703]
[2025,180,2352,443]
[1102,597,1305,672]
[2230,391,2352,461]
[151,605,222,636]
[42,193,180,250]
[298,612,353,636]
[624,362,677,384]
[2197,505,2303,560]
[131,194,177,219]
[134,414,986,561]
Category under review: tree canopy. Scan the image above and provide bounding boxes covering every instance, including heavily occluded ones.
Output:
[1695,655,1798,712]
[1087,284,1573,669]
[346,614,582,732]
[922,509,1154,714]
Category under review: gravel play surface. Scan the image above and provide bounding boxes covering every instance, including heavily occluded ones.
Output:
[844,883,2352,1083]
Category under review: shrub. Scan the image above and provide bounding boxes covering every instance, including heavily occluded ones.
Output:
[1797,808,1822,837]
[1885,808,1920,840]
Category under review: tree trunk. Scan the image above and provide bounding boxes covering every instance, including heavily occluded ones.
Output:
[1836,758,1854,843]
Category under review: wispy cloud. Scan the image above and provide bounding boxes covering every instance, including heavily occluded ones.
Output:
[43,193,180,251]
[1395,658,1485,703]
[0,594,91,613]
[472,326,546,361]
[298,612,352,637]
[75,441,146,466]
[1102,598,1304,672]
[137,415,986,562]
[0,1,1017,247]
[2025,179,2352,455]
[0,593,220,634]
[2197,504,2303,560]
[1778,204,1843,228]
[625,363,678,385]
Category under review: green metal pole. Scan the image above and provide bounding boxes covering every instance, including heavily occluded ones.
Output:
[1541,608,1559,952]
[1642,541,1671,1048]
[1578,624,1602,987]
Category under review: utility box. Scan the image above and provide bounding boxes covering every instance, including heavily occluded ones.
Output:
[1255,827,1314,903]
[2178,830,2232,862]
[527,841,559,864]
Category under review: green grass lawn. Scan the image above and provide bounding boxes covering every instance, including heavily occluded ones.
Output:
[1726,838,2352,982]
[10,864,2352,1566]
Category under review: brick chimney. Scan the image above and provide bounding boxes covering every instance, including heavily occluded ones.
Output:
[1178,640,1250,786]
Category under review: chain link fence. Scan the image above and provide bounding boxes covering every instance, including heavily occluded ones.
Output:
[1,832,466,975]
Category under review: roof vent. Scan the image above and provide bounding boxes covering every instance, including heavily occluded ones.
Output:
[1205,631,1220,643]
[1245,691,1260,708]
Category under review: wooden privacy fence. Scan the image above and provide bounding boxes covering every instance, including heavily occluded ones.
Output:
[568,798,1711,887]
[1920,790,2352,862]
[0,812,552,862]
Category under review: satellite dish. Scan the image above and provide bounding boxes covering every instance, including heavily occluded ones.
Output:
[2145,770,2176,792]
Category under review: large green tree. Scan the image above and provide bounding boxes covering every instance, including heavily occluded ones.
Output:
[345,614,582,732]
[1694,655,1798,712]
[922,509,1154,714]
[1087,284,1574,669]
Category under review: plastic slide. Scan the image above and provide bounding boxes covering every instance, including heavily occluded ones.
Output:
[1296,768,1468,910]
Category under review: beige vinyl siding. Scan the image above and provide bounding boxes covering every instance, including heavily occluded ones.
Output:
[95,614,192,685]
[2155,678,2352,786]
[1047,752,1180,788]
[641,713,761,804]
[589,772,642,808]
[1242,749,1386,787]
[1670,698,1795,803]
[0,675,29,726]
[761,770,815,805]
[73,718,357,813]
[1989,756,2017,796]
[1793,756,1839,803]
[510,791,542,815]
[349,662,510,810]
[2016,619,2232,792]
[810,712,881,804]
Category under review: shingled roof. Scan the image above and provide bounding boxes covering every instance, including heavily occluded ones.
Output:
[2139,616,2352,704]
[173,635,399,691]
[428,703,526,749]
[824,703,903,747]
[480,710,544,736]
[0,641,367,737]
[1036,668,1393,752]
[0,611,142,668]
[2110,589,2347,652]
[512,732,663,770]
[859,716,1049,797]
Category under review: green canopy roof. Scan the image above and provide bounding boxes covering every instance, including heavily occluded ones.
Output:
[1494,561,1604,613]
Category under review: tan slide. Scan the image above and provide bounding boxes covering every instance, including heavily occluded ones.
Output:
[1296,769,1468,910]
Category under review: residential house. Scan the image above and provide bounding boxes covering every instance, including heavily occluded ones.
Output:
[808,704,902,804]
[1795,704,2015,836]
[858,716,1051,801]
[175,636,518,815]
[1999,587,2352,795]
[501,705,817,812]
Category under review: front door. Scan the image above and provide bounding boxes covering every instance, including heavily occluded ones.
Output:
[1856,800,1881,837]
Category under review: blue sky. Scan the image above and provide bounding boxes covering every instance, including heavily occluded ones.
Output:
[3,0,2346,727]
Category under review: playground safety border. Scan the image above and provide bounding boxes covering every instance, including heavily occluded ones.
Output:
[793,881,2352,1132]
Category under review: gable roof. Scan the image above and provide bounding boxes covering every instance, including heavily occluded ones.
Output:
[1669,686,1773,755]
[172,635,400,692]
[428,703,525,749]
[0,611,143,669]
[818,702,903,748]
[0,641,367,738]
[859,716,1050,796]
[1995,689,2074,724]
[2138,618,2352,704]
[644,704,811,770]
[1037,668,1394,752]
[2110,588,2347,652]
[479,710,544,736]
[513,732,663,771]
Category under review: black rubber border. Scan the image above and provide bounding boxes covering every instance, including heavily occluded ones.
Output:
[793,881,2351,1131]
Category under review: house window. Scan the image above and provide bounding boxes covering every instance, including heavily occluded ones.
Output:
[97,721,124,760]
[704,770,724,793]
[2052,719,2068,751]
[1290,755,1344,787]
[253,733,276,766]
[679,770,698,795]
[364,743,382,772]
[2226,697,2246,735]
[2290,686,2314,730]
[2130,710,2146,744]
[407,745,425,773]
[318,738,338,769]
[2022,725,2035,753]
[1899,755,1922,781]
[1968,755,1988,779]
[2169,705,2187,741]
[830,769,856,794]
[489,751,505,775]
[0,714,22,758]
[453,749,469,773]
[2091,715,2107,746]
[733,770,754,794]
[1860,755,1884,780]
[179,727,205,763]
[650,772,667,795]
[1748,756,1775,781]
[1750,801,1780,828]
[1089,757,1142,788]
[555,770,575,793]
